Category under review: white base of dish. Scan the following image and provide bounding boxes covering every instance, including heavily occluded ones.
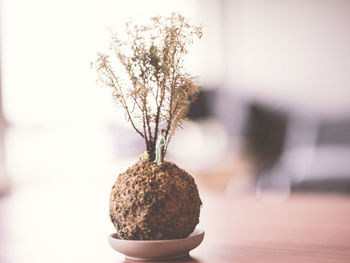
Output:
[108,228,204,261]
[126,252,189,261]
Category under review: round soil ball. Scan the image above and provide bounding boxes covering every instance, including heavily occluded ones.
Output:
[109,160,202,240]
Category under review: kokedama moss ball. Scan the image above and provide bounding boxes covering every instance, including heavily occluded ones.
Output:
[109,160,202,240]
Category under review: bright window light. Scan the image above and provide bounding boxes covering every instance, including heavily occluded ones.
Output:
[1,0,198,126]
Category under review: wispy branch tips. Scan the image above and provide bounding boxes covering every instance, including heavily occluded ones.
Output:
[92,13,202,160]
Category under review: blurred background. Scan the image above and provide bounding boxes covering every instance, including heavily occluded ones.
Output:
[1,0,350,196]
[1,0,350,262]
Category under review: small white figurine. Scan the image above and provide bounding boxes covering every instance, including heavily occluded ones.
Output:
[153,129,166,165]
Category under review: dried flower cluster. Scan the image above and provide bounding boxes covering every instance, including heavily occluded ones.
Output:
[92,13,202,160]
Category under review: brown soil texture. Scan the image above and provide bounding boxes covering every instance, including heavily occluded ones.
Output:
[109,160,202,240]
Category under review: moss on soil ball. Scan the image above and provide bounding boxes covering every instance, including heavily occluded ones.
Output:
[109,160,202,240]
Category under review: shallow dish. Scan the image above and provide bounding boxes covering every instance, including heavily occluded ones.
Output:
[108,228,205,261]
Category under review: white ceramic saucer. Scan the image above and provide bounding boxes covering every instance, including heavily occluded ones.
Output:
[108,228,205,261]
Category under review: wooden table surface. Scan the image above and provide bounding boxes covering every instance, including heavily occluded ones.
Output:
[1,181,350,263]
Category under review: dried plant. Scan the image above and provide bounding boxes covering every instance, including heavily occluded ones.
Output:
[92,13,202,160]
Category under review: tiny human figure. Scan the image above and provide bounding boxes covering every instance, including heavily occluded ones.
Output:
[153,129,166,165]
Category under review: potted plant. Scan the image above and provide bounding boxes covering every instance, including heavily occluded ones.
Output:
[92,13,203,258]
